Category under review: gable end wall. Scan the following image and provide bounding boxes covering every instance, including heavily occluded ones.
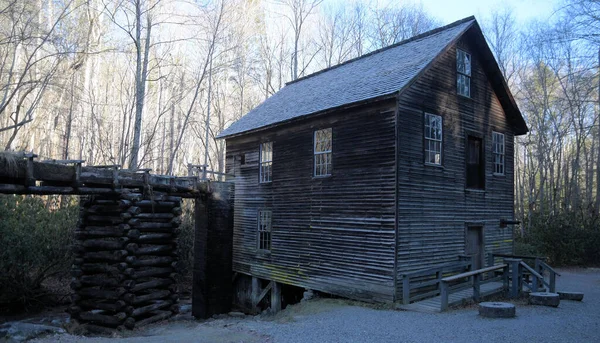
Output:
[395,32,516,295]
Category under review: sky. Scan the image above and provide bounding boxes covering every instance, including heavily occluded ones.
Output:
[419,0,562,25]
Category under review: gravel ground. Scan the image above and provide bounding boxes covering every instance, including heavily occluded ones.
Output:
[31,268,600,343]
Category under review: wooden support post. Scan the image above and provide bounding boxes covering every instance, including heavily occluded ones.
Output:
[532,271,539,292]
[192,196,208,319]
[505,258,522,298]
[535,258,542,276]
[25,154,35,187]
[440,281,449,311]
[549,271,556,293]
[402,276,410,305]
[271,281,281,313]
[502,264,510,295]
[487,253,494,267]
[252,277,260,313]
[473,274,481,302]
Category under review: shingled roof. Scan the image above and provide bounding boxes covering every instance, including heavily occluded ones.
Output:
[218,16,526,139]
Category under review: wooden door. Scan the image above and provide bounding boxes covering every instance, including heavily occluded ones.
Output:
[466,226,484,270]
[466,136,484,189]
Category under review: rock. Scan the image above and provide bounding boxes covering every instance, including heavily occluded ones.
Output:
[0,322,66,342]
[529,292,560,307]
[558,291,584,301]
[302,289,314,302]
[179,303,192,314]
[478,302,516,318]
[228,311,245,318]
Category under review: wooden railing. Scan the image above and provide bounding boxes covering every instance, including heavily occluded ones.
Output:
[519,261,551,293]
[401,260,471,305]
[538,260,560,292]
[492,254,560,294]
[440,264,508,311]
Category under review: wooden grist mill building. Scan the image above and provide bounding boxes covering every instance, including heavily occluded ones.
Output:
[218,16,529,309]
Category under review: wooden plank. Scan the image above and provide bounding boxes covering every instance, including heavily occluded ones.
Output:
[442,264,507,282]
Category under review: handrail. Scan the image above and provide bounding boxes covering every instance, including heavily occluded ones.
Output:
[440,264,509,311]
[492,253,546,261]
[519,262,545,280]
[520,261,550,291]
[539,260,561,276]
[442,264,506,282]
[538,260,559,292]
[401,260,471,305]
[401,261,471,278]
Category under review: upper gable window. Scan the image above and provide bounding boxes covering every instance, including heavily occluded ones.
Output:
[260,142,272,183]
[314,128,332,177]
[492,132,505,175]
[457,49,471,97]
[424,113,442,165]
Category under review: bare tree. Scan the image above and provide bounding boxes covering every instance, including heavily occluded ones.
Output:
[0,0,79,149]
[275,0,323,80]
[368,2,438,50]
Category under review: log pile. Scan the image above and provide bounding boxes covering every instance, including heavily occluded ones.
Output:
[70,195,182,330]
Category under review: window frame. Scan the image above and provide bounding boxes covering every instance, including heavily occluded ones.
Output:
[313,128,332,177]
[257,209,272,252]
[259,142,273,183]
[492,131,505,176]
[424,113,443,166]
[457,49,472,98]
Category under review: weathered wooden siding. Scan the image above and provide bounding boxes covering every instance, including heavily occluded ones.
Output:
[395,28,516,298]
[225,100,398,303]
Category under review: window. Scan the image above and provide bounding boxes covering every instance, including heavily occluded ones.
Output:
[314,128,332,176]
[257,210,272,251]
[466,135,484,189]
[259,142,272,183]
[457,49,471,97]
[424,113,442,165]
[492,132,505,175]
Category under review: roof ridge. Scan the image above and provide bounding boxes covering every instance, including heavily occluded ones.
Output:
[286,15,476,86]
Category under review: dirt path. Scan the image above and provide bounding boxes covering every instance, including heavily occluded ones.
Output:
[30,268,600,343]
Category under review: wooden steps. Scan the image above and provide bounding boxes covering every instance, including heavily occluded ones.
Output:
[397,281,504,313]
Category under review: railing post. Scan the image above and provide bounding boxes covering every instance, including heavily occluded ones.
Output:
[531,270,538,292]
[402,275,410,305]
[535,258,542,276]
[440,281,449,311]
[473,274,481,302]
[502,264,510,295]
[488,253,494,267]
[504,258,522,298]
[436,270,442,291]
[549,271,556,293]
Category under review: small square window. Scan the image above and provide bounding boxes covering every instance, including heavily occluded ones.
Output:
[257,210,272,251]
[260,142,272,183]
[492,132,505,175]
[424,113,442,165]
[314,128,332,177]
[457,49,471,97]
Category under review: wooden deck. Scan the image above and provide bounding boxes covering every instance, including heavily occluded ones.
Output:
[397,282,505,313]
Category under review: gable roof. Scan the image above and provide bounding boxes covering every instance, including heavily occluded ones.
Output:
[218,16,527,139]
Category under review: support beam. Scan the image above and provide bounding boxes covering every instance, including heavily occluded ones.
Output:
[271,281,281,313]
[252,277,261,313]
[257,281,273,305]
